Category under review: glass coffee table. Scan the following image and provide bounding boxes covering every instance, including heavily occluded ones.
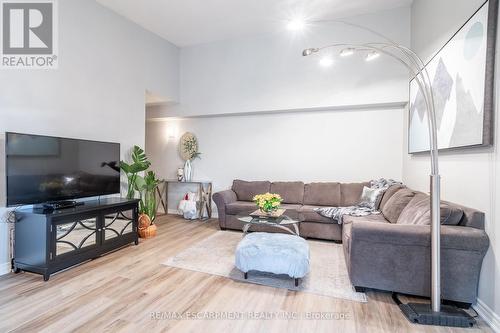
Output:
[237,213,301,236]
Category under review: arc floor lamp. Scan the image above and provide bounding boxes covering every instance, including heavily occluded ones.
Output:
[297,20,475,327]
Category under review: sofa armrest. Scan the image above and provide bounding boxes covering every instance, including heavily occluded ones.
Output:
[350,221,489,253]
[212,190,237,228]
[213,189,237,206]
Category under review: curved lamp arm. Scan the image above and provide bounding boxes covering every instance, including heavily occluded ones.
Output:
[301,25,442,313]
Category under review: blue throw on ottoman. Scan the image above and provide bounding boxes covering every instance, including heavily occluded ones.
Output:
[235,232,310,286]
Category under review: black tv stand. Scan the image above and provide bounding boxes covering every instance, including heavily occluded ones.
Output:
[13,198,139,281]
[42,200,84,210]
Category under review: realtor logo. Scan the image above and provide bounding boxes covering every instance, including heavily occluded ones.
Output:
[1,0,58,69]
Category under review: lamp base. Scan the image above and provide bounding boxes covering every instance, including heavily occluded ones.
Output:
[398,303,475,328]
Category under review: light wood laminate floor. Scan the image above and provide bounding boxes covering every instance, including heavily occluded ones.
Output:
[0,215,492,333]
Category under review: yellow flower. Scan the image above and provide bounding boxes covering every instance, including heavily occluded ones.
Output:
[253,192,283,210]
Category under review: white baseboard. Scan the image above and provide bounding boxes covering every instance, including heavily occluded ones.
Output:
[474,298,500,333]
[0,261,11,276]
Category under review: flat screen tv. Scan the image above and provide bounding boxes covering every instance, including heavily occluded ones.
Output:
[6,132,120,206]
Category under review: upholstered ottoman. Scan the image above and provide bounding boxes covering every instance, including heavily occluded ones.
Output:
[235,232,310,286]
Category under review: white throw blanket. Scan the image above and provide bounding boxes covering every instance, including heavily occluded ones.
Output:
[314,178,402,224]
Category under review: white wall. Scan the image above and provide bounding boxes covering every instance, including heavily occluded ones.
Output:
[406,0,500,329]
[148,7,411,119]
[411,0,486,63]
[145,6,410,215]
[146,106,405,213]
[0,0,179,274]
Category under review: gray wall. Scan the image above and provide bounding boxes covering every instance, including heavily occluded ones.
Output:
[406,0,500,327]
[0,0,179,274]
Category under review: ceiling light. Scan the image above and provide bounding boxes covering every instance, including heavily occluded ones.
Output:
[319,56,334,67]
[302,48,318,56]
[340,48,355,57]
[287,19,306,31]
[365,51,380,61]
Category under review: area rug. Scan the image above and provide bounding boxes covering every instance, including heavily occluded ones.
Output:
[162,231,367,302]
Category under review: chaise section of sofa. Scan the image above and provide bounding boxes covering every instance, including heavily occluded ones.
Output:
[342,188,489,305]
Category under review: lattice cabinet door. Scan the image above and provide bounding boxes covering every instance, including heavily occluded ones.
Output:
[52,215,99,259]
[102,208,137,242]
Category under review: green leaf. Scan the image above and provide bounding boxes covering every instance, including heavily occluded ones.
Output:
[120,161,132,174]
[131,146,150,166]
[144,171,160,191]
[128,162,150,174]
[121,145,157,216]
[134,175,146,191]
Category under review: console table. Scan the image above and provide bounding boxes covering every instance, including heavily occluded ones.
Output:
[163,180,213,220]
[13,198,139,281]
[155,181,168,216]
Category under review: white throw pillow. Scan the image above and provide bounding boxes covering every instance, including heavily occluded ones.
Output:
[359,186,384,210]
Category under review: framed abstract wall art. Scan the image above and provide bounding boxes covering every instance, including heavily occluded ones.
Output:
[408,0,497,153]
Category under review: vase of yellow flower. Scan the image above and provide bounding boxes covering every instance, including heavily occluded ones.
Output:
[253,192,283,214]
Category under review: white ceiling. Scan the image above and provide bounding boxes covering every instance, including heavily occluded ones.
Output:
[96,0,412,47]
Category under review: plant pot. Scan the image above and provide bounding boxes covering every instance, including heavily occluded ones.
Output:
[260,208,278,214]
[138,224,157,239]
[138,214,151,229]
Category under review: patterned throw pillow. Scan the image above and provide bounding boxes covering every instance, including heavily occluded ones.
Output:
[359,186,384,210]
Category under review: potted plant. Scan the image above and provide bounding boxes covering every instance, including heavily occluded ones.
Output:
[253,193,283,215]
[120,146,151,199]
[120,146,160,239]
[134,170,160,238]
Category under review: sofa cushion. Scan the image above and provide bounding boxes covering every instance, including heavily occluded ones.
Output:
[226,201,256,215]
[342,214,389,225]
[280,204,302,216]
[270,181,304,204]
[452,202,485,229]
[379,184,406,210]
[340,182,369,206]
[299,205,336,224]
[232,180,271,201]
[382,188,416,223]
[304,182,341,206]
[397,193,464,226]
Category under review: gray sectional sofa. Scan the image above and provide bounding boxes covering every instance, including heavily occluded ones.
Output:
[213,179,490,305]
